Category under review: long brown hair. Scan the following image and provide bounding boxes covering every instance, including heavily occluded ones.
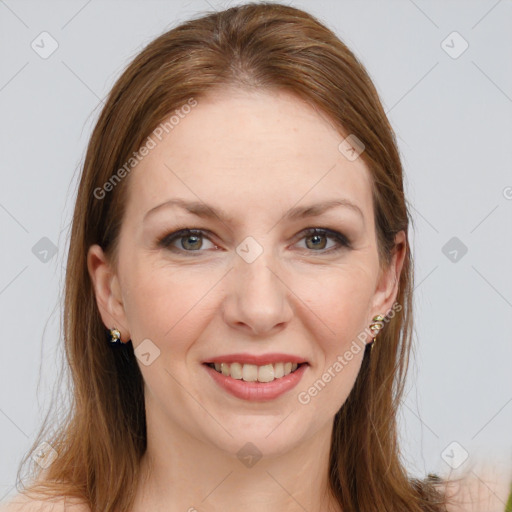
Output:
[15,3,460,511]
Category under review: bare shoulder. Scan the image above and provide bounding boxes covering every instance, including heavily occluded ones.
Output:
[440,463,512,512]
[0,493,90,512]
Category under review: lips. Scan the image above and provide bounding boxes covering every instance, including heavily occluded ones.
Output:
[203,360,308,401]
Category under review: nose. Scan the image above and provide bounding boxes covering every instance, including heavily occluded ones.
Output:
[221,248,294,337]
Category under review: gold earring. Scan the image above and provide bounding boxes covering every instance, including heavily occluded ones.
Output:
[109,327,123,344]
[368,315,385,350]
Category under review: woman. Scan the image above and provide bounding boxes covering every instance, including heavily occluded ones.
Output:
[2,2,509,511]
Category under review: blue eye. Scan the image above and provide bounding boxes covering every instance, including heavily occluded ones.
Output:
[157,227,351,255]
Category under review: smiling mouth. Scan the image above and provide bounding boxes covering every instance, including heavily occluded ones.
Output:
[204,361,306,383]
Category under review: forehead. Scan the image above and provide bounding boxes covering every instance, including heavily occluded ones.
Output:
[126,88,373,220]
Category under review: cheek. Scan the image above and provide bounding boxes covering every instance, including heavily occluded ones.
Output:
[121,262,215,348]
[293,268,372,417]
[293,262,376,349]
[121,247,377,357]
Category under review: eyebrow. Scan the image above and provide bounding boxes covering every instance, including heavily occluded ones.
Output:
[143,198,364,224]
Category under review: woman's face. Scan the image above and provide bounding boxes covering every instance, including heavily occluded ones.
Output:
[89,88,405,457]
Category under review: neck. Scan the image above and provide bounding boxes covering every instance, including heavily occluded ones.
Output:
[131,411,341,512]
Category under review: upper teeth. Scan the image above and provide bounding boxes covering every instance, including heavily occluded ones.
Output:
[212,362,299,382]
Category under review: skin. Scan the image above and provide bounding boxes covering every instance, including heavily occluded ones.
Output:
[88,87,406,512]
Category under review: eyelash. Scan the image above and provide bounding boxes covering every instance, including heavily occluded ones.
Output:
[156,227,351,255]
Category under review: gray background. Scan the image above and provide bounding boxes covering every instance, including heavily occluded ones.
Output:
[1,0,511,504]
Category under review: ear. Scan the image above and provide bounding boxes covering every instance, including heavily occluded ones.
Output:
[87,244,131,342]
[370,230,407,320]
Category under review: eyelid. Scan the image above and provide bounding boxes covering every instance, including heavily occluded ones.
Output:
[297,227,351,250]
[157,228,219,252]
[157,227,351,254]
